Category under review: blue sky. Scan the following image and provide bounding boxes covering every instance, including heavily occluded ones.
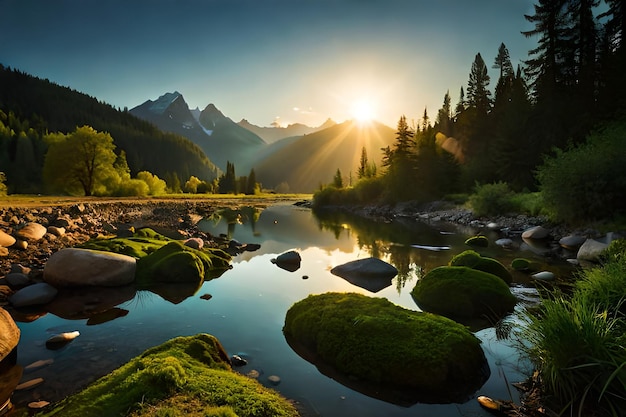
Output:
[1,0,537,127]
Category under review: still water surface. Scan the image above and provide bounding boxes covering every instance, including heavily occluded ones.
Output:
[13,203,555,416]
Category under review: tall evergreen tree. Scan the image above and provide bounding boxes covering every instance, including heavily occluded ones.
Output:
[466,53,492,115]
[218,161,237,194]
[435,90,452,136]
[493,43,516,110]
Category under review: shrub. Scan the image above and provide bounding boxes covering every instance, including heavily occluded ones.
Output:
[0,172,7,196]
[469,181,515,216]
[536,119,626,224]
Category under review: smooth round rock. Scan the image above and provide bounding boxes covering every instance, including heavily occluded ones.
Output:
[44,248,136,287]
[15,223,47,241]
[0,231,15,247]
[9,283,58,308]
[0,309,20,362]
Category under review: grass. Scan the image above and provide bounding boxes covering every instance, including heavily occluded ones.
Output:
[517,256,626,416]
[0,192,312,208]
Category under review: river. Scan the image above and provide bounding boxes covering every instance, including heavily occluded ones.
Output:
[12,202,567,416]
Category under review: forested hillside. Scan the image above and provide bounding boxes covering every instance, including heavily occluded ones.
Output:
[0,65,220,194]
[315,1,626,224]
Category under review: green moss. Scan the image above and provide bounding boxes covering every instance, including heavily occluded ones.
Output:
[78,228,231,284]
[283,292,488,402]
[511,258,532,271]
[450,250,513,284]
[411,266,517,319]
[465,235,489,247]
[39,334,298,417]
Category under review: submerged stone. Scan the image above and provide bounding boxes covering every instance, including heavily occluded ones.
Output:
[283,292,490,405]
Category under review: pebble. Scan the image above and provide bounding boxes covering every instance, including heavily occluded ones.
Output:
[28,400,50,409]
[16,377,44,391]
[25,358,54,371]
[267,375,281,385]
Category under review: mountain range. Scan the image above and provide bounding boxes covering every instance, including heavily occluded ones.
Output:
[130,91,396,192]
[1,64,397,194]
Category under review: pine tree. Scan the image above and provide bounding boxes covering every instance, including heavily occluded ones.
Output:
[466,53,492,115]
[435,91,452,136]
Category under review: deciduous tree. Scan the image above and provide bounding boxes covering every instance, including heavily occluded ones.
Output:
[43,125,117,196]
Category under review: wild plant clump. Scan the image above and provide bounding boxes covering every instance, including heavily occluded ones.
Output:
[518,253,626,415]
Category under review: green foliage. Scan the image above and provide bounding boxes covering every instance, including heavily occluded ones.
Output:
[137,171,167,196]
[469,181,515,216]
[519,243,626,416]
[518,295,626,416]
[411,266,517,320]
[43,126,118,196]
[39,334,298,417]
[0,66,220,194]
[0,172,6,196]
[283,292,487,399]
[332,168,344,188]
[536,119,626,223]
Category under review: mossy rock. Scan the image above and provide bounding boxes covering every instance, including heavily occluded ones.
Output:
[283,292,489,404]
[465,235,489,247]
[37,334,298,417]
[78,228,232,284]
[450,250,512,284]
[511,257,532,271]
[411,266,517,320]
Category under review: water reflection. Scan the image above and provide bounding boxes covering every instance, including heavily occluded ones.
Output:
[8,203,557,416]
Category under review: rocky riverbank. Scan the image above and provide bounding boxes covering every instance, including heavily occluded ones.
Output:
[313,199,622,264]
[0,198,283,274]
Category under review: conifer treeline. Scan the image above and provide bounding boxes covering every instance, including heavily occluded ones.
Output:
[0,65,220,194]
[429,0,625,191]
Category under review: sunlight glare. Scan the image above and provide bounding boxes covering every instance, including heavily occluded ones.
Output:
[350,99,376,124]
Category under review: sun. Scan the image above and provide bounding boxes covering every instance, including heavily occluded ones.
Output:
[350,99,376,124]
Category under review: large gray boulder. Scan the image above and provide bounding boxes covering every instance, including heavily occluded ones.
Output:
[0,308,20,361]
[0,230,15,247]
[577,238,609,263]
[44,248,137,287]
[331,257,398,292]
[15,222,47,241]
[522,225,549,240]
[9,282,58,307]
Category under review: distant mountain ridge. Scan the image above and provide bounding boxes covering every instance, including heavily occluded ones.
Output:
[0,65,220,193]
[131,92,265,172]
[252,120,397,192]
[237,118,336,143]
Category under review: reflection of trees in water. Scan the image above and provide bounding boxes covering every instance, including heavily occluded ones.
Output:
[212,206,261,238]
[314,209,452,293]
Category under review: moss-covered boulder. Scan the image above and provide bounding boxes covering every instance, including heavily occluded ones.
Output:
[449,250,513,284]
[411,266,517,320]
[78,228,231,285]
[511,257,532,271]
[283,292,490,404]
[465,235,489,247]
[37,334,299,417]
